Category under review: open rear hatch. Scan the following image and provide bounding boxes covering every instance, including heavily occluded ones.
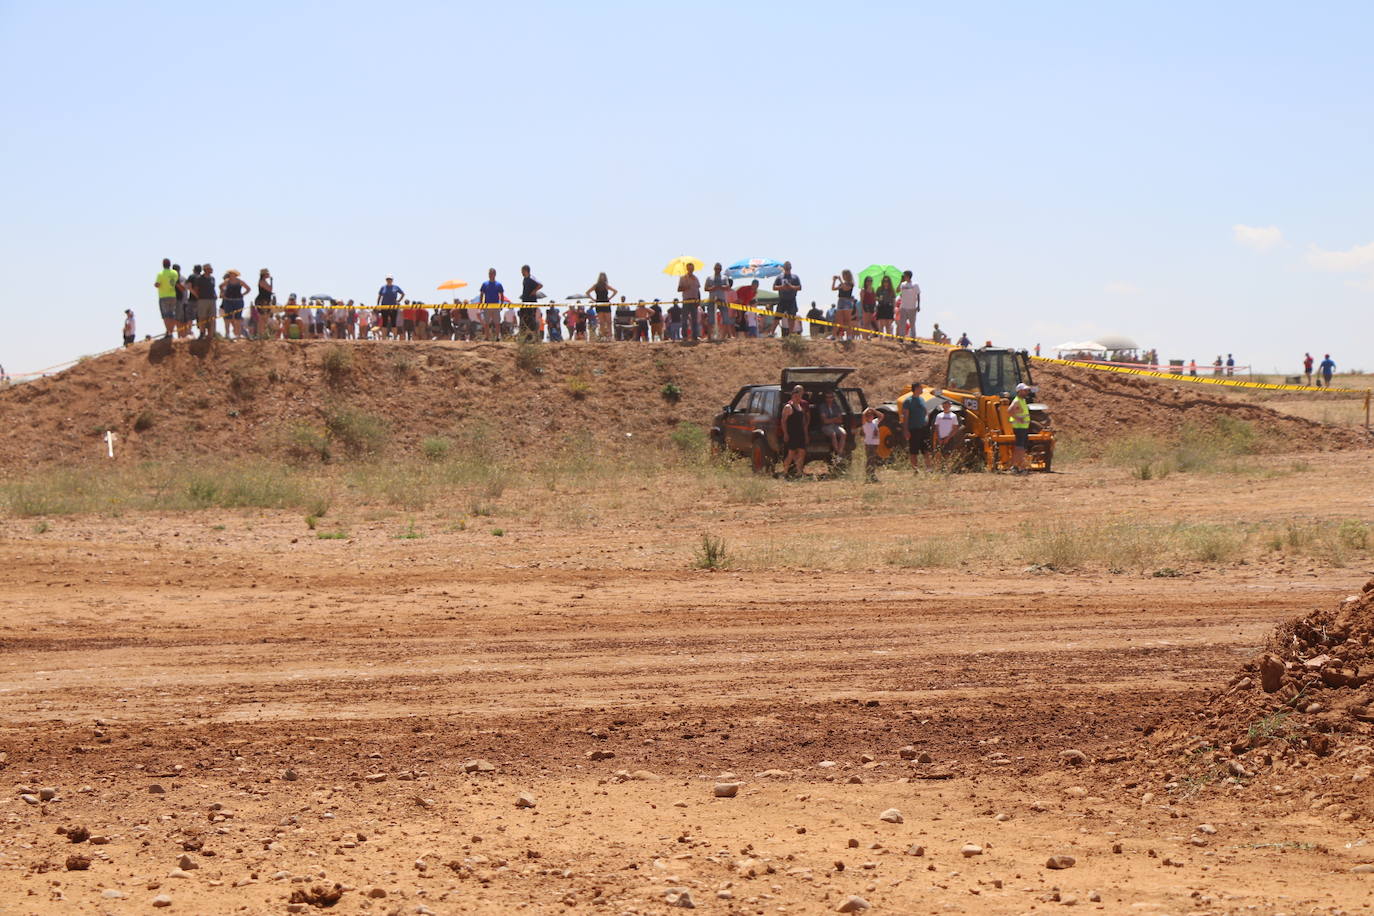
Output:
[780,367,855,389]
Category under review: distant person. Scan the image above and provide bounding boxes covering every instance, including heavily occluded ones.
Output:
[154,257,178,338]
[805,301,824,337]
[930,323,949,344]
[875,275,896,336]
[704,262,731,341]
[122,309,135,346]
[899,382,930,470]
[861,407,882,482]
[665,300,682,340]
[957,331,971,348]
[172,263,190,338]
[1213,355,1222,376]
[773,261,802,336]
[519,264,542,341]
[832,269,856,340]
[545,304,562,342]
[933,400,960,456]
[818,390,846,455]
[255,269,273,338]
[1319,353,1336,387]
[377,276,404,339]
[219,270,248,338]
[1009,382,1032,473]
[897,270,921,339]
[858,276,877,335]
[478,269,504,341]
[1034,343,1041,357]
[677,262,702,341]
[586,273,616,340]
[780,385,810,477]
[1226,353,1234,376]
[1188,359,1197,376]
[1303,352,1314,385]
[194,263,218,339]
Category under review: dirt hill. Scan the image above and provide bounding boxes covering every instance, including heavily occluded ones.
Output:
[0,338,1367,467]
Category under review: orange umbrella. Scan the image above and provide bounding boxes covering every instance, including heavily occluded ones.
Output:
[436,279,468,291]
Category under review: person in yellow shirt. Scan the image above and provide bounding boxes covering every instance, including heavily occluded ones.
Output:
[154,258,179,338]
[1009,383,1032,473]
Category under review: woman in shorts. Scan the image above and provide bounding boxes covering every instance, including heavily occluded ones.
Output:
[858,276,877,335]
[254,269,273,338]
[586,273,617,340]
[219,270,248,339]
[875,276,896,336]
[831,269,855,340]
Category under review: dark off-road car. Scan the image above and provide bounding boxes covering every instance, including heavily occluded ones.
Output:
[710,367,869,473]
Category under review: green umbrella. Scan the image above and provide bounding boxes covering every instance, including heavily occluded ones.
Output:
[857,264,902,291]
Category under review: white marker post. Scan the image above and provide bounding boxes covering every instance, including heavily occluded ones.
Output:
[105,430,116,459]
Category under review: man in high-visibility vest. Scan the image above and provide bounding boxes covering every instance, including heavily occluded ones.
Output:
[1009,382,1032,473]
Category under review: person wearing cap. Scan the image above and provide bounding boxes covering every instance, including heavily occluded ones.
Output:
[122,309,136,347]
[377,276,404,339]
[1009,383,1033,473]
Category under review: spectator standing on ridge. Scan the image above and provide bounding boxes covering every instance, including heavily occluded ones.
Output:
[897,270,921,339]
[1226,354,1235,376]
[376,276,404,340]
[477,269,504,340]
[154,258,178,338]
[256,269,274,339]
[122,309,136,346]
[1188,359,1197,377]
[704,262,731,341]
[677,262,702,342]
[875,276,897,337]
[587,273,616,341]
[172,264,190,338]
[1213,355,1223,376]
[1319,354,1336,387]
[194,264,218,339]
[1303,352,1314,385]
[219,270,249,339]
[774,261,802,336]
[832,269,856,340]
[519,265,542,341]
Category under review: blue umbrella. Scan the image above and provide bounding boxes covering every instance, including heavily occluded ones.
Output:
[724,258,784,280]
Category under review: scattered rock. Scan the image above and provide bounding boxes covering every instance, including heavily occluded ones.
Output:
[961,844,984,857]
[289,884,345,907]
[1352,864,1374,874]
[586,750,615,761]
[63,825,90,843]
[283,768,298,781]
[167,869,193,880]
[899,746,918,759]
[363,772,387,783]
[177,854,198,871]
[1259,653,1286,692]
[917,752,934,764]
[148,784,165,794]
[102,889,127,899]
[152,894,173,907]
[665,887,695,908]
[904,844,925,857]
[367,887,388,898]
[837,895,871,912]
[1196,823,1217,835]
[65,854,91,871]
[20,794,38,805]
[1088,891,1102,902]
[1059,749,1088,766]
[1046,854,1077,870]
[463,759,497,773]
[629,770,660,781]
[515,792,537,808]
[713,783,741,798]
[878,808,904,824]
[38,787,57,801]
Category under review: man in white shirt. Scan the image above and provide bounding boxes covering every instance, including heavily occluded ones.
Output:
[933,401,961,454]
[897,270,921,339]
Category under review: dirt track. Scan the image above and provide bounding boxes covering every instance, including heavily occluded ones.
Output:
[3,446,1374,914]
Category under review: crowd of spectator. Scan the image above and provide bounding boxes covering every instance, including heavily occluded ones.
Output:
[147,260,930,345]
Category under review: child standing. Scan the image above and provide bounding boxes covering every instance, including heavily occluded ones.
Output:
[862,408,882,482]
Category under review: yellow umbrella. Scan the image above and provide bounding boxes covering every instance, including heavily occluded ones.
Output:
[662,256,705,277]
[436,279,468,291]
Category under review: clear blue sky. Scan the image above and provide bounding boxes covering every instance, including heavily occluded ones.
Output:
[2,0,1371,375]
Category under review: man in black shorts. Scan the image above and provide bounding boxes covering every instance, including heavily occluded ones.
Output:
[773,261,802,336]
[900,381,930,470]
[377,276,404,339]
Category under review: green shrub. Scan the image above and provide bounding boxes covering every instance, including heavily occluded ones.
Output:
[660,382,682,402]
[781,335,809,358]
[321,346,353,384]
[669,423,707,455]
[324,409,388,458]
[566,376,593,399]
[694,533,729,569]
[421,437,452,462]
[133,409,155,432]
[514,338,545,373]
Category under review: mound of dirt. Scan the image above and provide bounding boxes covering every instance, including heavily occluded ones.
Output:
[1143,578,1374,818]
[0,338,1366,467]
